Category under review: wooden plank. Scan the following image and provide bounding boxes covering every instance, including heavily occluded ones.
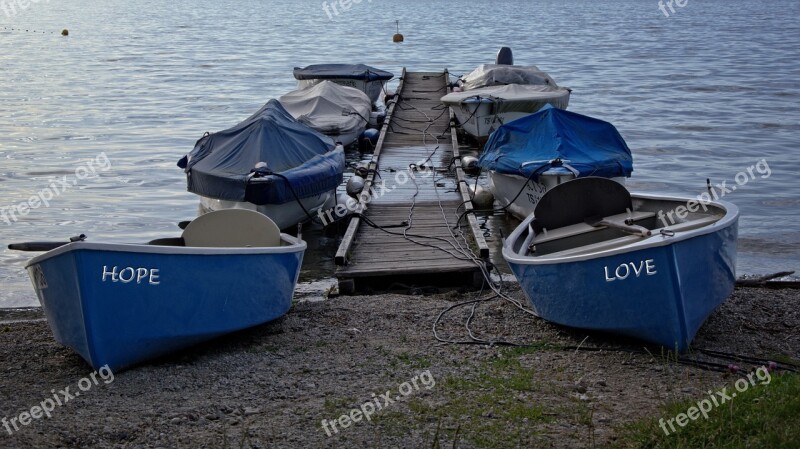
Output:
[445,76,490,260]
[335,68,408,266]
[339,263,479,278]
[335,70,488,287]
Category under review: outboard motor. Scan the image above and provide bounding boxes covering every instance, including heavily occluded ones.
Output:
[496,47,513,65]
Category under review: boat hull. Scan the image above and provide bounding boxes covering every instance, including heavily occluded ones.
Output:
[503,194,738,352]
[323,126,364,148]
[199,189,336,230]
[490,171,627,220]
[450,94,570,138]
[24,239,305,371]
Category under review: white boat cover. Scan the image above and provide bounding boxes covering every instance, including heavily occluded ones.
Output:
[441,84,571,114]
[279,81,372,136]
[459,64,560,90]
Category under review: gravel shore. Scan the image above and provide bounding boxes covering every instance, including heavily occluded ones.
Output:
[0,285,797,448]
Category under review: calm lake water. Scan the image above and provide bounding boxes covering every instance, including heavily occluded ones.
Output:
[1,0,798,307]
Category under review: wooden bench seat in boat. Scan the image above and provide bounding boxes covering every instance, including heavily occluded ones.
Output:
[530,213,724,258]
[532,211,656,245]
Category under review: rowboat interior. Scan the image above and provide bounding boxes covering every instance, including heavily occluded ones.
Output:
[510,196,728,259]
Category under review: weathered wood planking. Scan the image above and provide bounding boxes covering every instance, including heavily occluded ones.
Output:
[334,70,489,293]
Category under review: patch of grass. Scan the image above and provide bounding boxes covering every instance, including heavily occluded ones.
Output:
[769,353,800,367]
[400,344,553,448]
[614,372,800,448]
[394,351,431,369]
[407,355,431,369]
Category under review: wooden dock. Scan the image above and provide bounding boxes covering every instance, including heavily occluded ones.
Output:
[335,69,489,294]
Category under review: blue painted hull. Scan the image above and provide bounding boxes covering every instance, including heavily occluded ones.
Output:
[24,238,305,371]
[503,194,738,352]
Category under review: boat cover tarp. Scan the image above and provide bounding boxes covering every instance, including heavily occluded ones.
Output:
[293,64,393,82]
[180,100,344,205]
[441,84,571,114]
[279,81,371,135]
[460,64,560,90]
[478,105,633,181]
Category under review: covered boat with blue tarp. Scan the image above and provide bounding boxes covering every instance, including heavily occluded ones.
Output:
[179,100,344,229]
[478,105,634,219]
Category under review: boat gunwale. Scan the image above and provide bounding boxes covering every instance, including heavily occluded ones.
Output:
[442,86,572,105]
[24,234,306,269]
[502,193,739,265]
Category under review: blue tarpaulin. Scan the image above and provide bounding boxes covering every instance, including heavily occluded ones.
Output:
[478,105,633,181]
[180,100,344,205]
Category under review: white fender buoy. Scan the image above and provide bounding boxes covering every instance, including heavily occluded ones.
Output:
[346,175,365,198]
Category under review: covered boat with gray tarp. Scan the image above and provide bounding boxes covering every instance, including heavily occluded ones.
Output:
[279,80,372,147]
[443,64,571,139]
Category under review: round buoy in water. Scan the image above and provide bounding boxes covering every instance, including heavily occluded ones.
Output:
[393,20,403,43]
[470,185,495,209]
[61,29,69,36]
[346,175,365,198]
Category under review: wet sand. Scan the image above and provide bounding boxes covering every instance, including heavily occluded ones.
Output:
[0,285,797,448]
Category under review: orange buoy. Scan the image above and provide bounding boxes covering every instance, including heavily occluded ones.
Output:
[392,20,403,43]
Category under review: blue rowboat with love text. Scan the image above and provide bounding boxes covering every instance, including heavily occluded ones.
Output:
[10,210,305,371]
[502,178,738,352]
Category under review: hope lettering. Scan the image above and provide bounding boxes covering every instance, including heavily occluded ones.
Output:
[102,266,160,285]
[604,259,657,282]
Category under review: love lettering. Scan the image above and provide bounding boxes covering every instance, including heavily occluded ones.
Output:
[604,259,657,282]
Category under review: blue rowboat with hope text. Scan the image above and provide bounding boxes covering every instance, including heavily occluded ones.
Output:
[11,210,305,371]
[502,178,738,352]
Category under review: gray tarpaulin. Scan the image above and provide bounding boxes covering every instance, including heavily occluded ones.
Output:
[279,81,372,136]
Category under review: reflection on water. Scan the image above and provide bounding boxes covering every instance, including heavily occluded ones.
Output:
[1,0,798,307]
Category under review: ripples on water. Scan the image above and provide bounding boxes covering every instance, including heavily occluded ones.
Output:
[1,0,798,306]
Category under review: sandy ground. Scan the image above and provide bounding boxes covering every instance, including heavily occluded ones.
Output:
[0,285,797,448]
